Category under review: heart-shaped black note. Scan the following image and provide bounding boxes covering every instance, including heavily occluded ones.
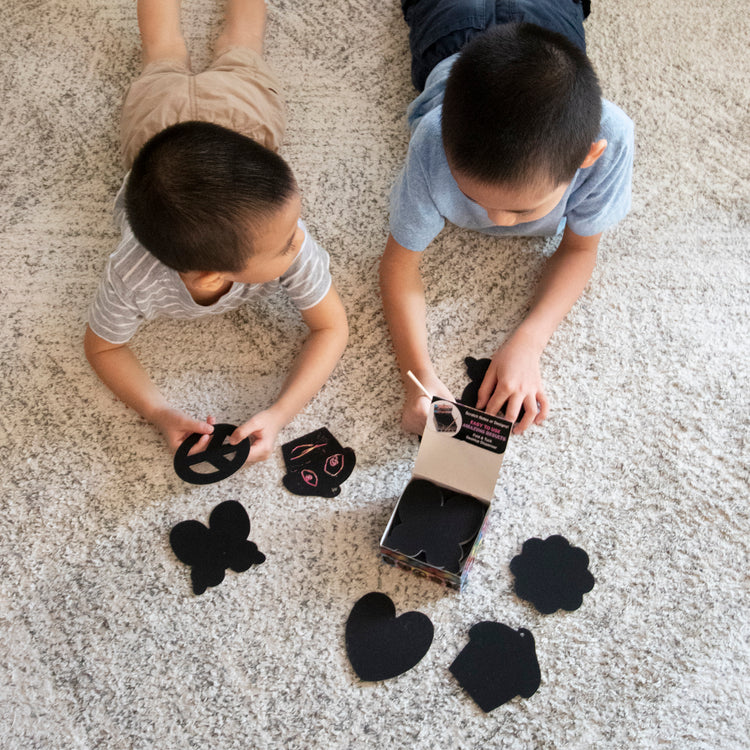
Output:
[345,592,434,681]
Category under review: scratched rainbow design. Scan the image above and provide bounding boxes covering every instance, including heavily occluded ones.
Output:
[379,504,491,591]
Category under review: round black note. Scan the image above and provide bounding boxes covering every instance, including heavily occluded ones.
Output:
[173,423,251,484]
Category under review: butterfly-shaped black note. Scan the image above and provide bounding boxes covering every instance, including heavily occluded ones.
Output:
[384,479,487,573]
[173,423,251,485]
[510,535,595,614]
[345,592,434,681]
[281,427,355,497]
[450,622,541,712]
[169,500,265,595]
[460,356,525,423]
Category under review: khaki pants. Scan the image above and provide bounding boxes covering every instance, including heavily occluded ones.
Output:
[120,46,286,168]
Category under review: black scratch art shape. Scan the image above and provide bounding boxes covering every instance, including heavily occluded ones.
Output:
[460,356,525,423]
[385,479,487,573]
[510,535,595,614]
[169,500,265,595]
[345,592,434,681]
[281,427,356,497]
[451,622,541,712]
[173,423,250,484]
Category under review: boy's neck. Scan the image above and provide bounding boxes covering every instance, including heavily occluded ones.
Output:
[179,273,233,306]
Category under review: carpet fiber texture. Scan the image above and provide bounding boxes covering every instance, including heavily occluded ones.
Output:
[1,1,748,748]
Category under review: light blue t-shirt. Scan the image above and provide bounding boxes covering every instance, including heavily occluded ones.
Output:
[390,54,634,252]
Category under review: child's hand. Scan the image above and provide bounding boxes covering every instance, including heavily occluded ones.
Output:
[152,408,215,452]
[228,408,285,464]
[476,334,549,434]
[402,371,455,435]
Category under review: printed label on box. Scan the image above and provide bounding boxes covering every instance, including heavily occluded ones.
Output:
[414,398,512,502]
[453,409,510,454]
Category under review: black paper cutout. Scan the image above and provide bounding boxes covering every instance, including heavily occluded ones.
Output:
[345,592,434,681]
[460,356,525,423]
[281,427,356,497]
[173,423,250,484]
[385,479,487,573]
[281,426,333,464]
[450,622,541,712]
[510,535,595,614]
[169,500,265,595]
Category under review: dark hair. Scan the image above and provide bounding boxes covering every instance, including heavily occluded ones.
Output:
[442,23,602,188]
[125,121,297,272]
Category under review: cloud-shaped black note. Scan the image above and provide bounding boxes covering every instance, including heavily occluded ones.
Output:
[460,356,525,423]
[173,423,250,484]
[281,427,356,497]
[169,500,265,595]
[450,622,541,712]
[510,535,595,614]
[345,592,434,681]
[460,356,492,408]
[385,479,486,573]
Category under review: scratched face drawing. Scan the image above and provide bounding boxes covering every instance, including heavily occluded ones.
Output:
[281,427,356,498]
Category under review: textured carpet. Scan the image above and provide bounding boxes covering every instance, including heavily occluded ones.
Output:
[1,1,748,748]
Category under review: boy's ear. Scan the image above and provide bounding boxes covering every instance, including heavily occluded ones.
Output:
[580,139,608,169]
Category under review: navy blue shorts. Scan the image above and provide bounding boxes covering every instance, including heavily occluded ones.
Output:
[402,0,588,91]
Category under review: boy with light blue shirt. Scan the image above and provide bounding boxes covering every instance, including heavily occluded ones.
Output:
[381,0,634,435]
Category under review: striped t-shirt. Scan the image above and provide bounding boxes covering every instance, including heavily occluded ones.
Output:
[88,179,332,344]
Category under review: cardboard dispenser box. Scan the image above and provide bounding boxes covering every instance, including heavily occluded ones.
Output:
[380,397,512,590]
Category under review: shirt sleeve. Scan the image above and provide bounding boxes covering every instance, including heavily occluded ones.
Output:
[388,128,446,252]
[279,223,333,310]
[87,259,143,344]
[565,103,635,237]
[112,174,132,233]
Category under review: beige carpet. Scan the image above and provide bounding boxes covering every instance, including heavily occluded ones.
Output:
[1,0,748,748]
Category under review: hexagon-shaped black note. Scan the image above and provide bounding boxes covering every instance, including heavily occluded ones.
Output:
[173,423,250,484]
[345,592,434,681]
[510,535,595,614]
[450,622,541,712]
[169,500,265,595]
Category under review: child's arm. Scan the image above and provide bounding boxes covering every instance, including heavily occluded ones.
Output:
[84,325,215,451]
[228,285,348,461]
[476,227,602,432]
[379,233,455,434]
